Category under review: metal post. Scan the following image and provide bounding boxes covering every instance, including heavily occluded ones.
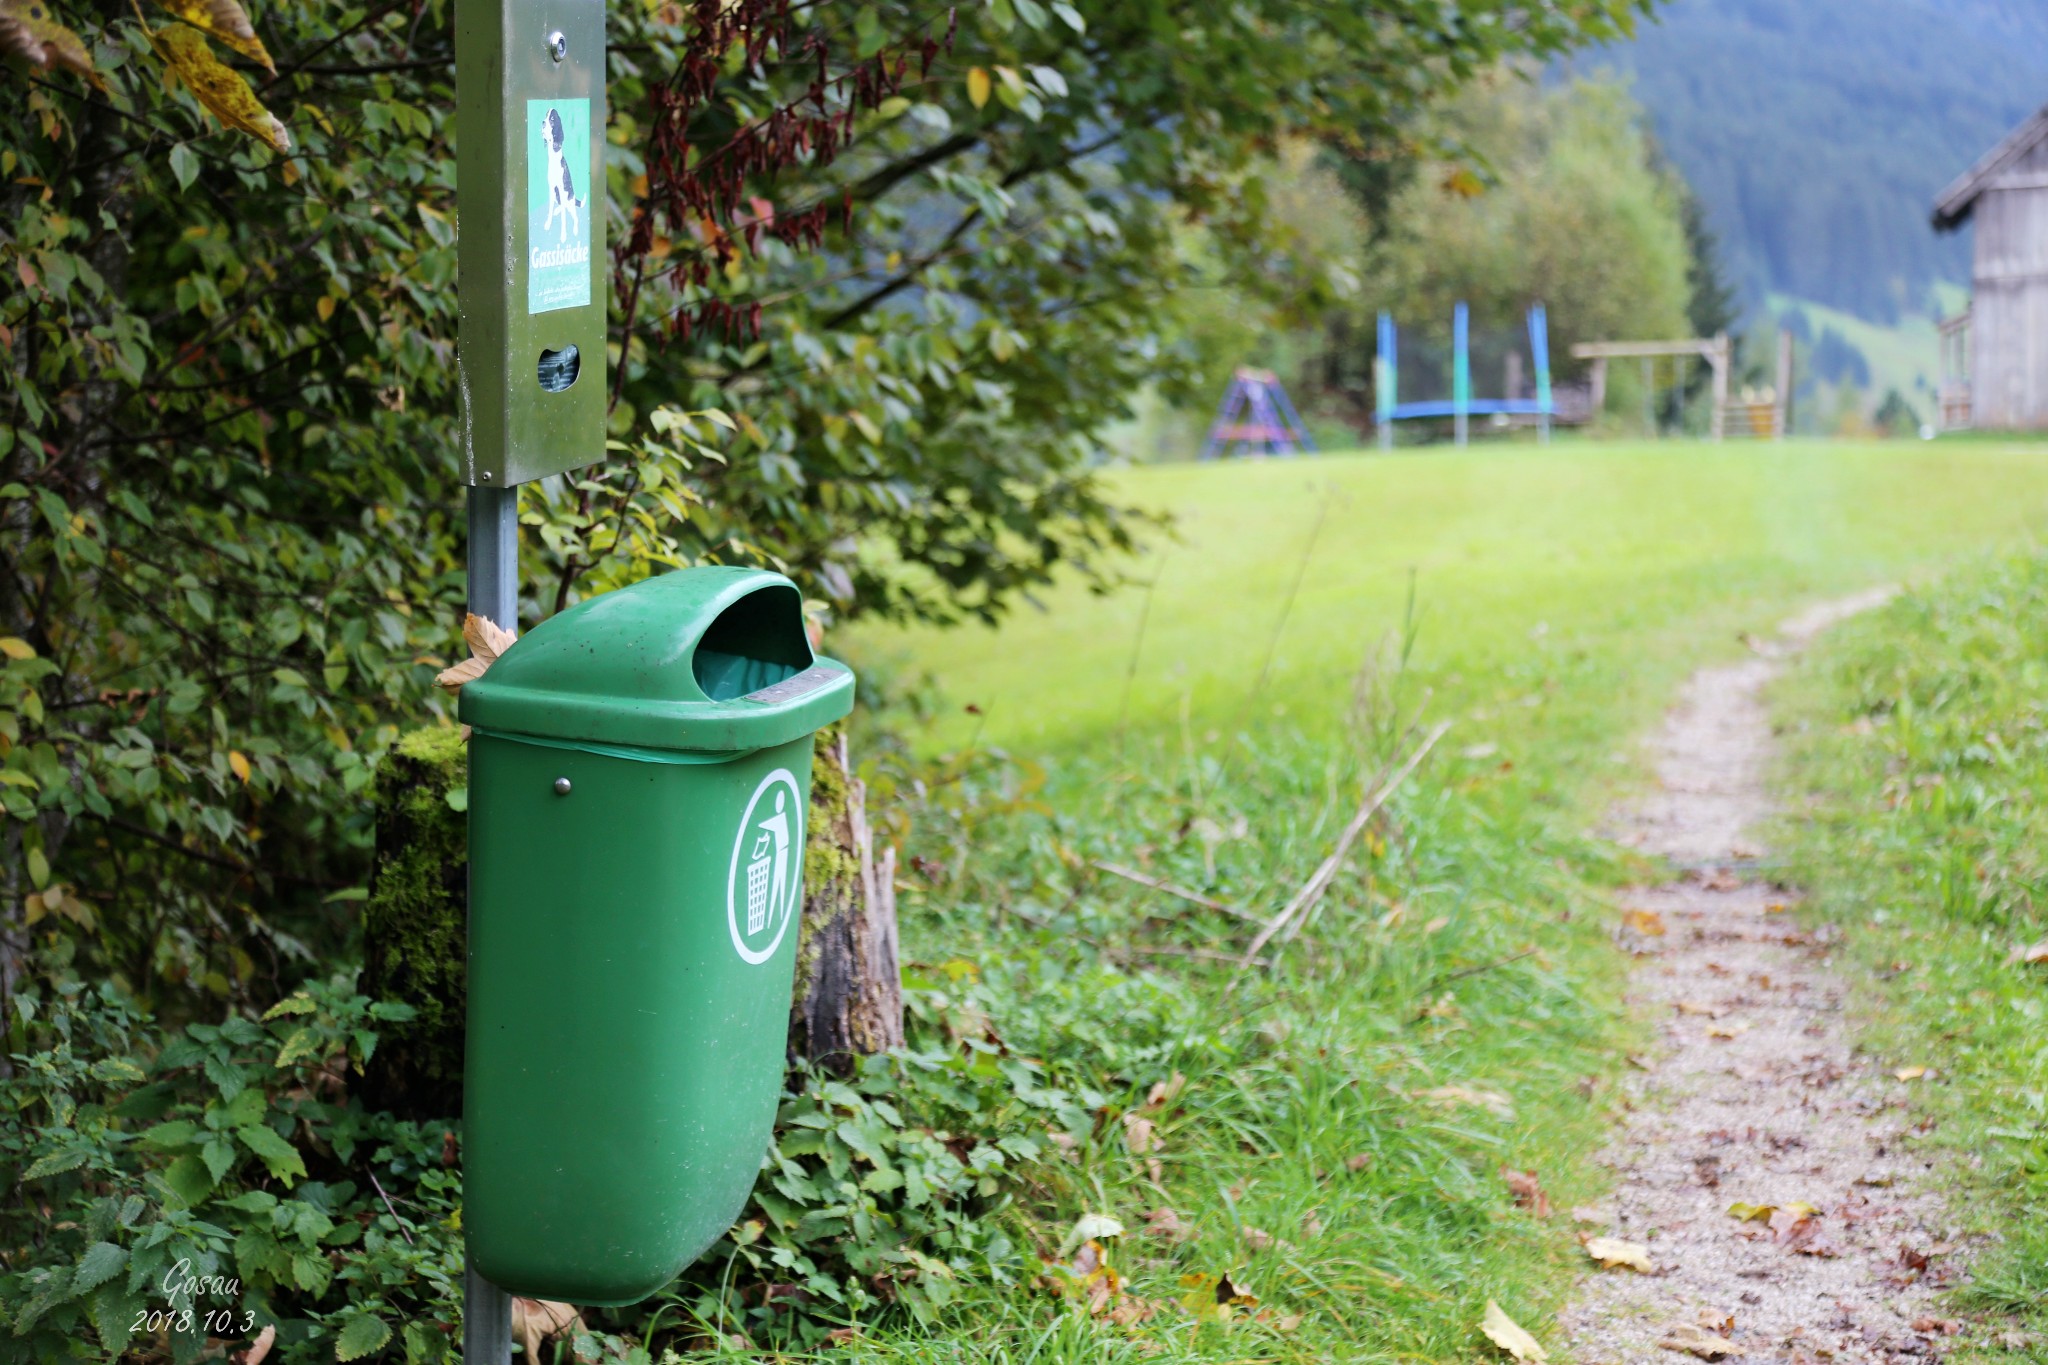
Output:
[1375,312,1396,452]
[463,483,517,1363]
[467,486,519,624]
[1453,301,1470,449]
[1709,332,1730,442]
[464,1256,513,1365]
[1529,303,1553,446]
[1774,328,1793,439]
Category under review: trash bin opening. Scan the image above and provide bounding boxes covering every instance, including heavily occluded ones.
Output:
[692,583,813,701]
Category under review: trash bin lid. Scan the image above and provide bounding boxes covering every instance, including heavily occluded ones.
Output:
[460,567,855,753]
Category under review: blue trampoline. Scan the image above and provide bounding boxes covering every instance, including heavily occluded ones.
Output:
[1375,302,1554,447]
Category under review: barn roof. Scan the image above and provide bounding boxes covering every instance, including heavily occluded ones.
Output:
[1933,102,2048,232]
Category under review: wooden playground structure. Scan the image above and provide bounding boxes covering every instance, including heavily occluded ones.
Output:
[1570,330,1795,441]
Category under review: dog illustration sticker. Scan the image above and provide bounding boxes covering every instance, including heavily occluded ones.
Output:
[526,99,591,314]
[726,769,803,965]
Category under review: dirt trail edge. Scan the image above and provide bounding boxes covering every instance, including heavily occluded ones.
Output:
[1559,587,1964,1365]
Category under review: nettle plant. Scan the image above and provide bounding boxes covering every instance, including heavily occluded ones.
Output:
[1,977,460,1363]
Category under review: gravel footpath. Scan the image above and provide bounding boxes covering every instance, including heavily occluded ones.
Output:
[1558,588,1969,1364]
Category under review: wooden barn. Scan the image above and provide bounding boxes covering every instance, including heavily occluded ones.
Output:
[1932,104,2048,431]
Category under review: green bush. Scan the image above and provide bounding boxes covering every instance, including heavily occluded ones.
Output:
[0,976,461,1364]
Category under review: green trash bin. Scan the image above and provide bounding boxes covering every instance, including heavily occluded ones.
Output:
[458,567,854,1304]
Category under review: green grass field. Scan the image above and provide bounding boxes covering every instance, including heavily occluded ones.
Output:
[858,438,2048,776]
[819,435,2048,1362]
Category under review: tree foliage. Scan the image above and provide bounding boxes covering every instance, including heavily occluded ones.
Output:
[1363,73,1694,373]
[1,0,1655,1012]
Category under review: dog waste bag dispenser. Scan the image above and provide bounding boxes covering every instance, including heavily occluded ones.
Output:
[459,567,855,1304]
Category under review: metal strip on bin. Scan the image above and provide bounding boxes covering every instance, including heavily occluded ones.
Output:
[742,664,842,705]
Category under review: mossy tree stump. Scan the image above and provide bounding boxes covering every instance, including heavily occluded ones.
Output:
[789,728,903,1072]
[359,726,468,1121]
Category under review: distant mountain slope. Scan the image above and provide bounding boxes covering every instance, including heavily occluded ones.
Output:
[1569,0,2048,323]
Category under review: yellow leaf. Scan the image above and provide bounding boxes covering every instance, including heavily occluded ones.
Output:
[1480,1300,1548,1361]
[1583,1237,1652,1272]
[1728,1200,1815,1223]
[1442,166,1486,198]
[227,749,251,783]
[152,25,289,153]
[966,66,991,109]
[273,1026,320,1067]
[1621,907,1665,936]
[0,0,106,90]
[316,295,336,322]
[154,0,271,71]
[1176,1271,1257,1325]
[1658,1322,1738,1359]
[1895,1065,1928,1081]
[0,636,35,660]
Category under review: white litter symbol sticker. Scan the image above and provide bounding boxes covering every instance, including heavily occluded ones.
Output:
[727,768,802,964]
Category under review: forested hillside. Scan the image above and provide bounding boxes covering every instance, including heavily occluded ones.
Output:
[1574,0,2048,322]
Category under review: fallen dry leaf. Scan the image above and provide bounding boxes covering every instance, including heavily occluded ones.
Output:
[231,1324,276,1365]
[1658,1321,1738,1359]
[1501,1166,1553,1218]
[2012,940,2048,965]
[1345,1152,1373,1173]
[1061,1213,1124,1254]
[1416,1084,1515,1119]
[1144,1071,1187,1110]
[1241,1225,1273,1251]
[1056,1240,1123,1314]
[1674,1000,1721,1017]
[436,612,519,692]
[1894,1065,1929,1081]
[1728,1200,1814,1224]
[1143,1207,1194,1241]
[1706,1022,1750,1040]
[1122,1112,1160,1155]
[1623,907,1666,935]
[1177,1270,1258,1324]
[1299,1208,1324,1238]
[1769,1207,1837,1256]
[510,1299,581,1363]
[1480,1299,1548,1361]
[1583,1236,1652,1272]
